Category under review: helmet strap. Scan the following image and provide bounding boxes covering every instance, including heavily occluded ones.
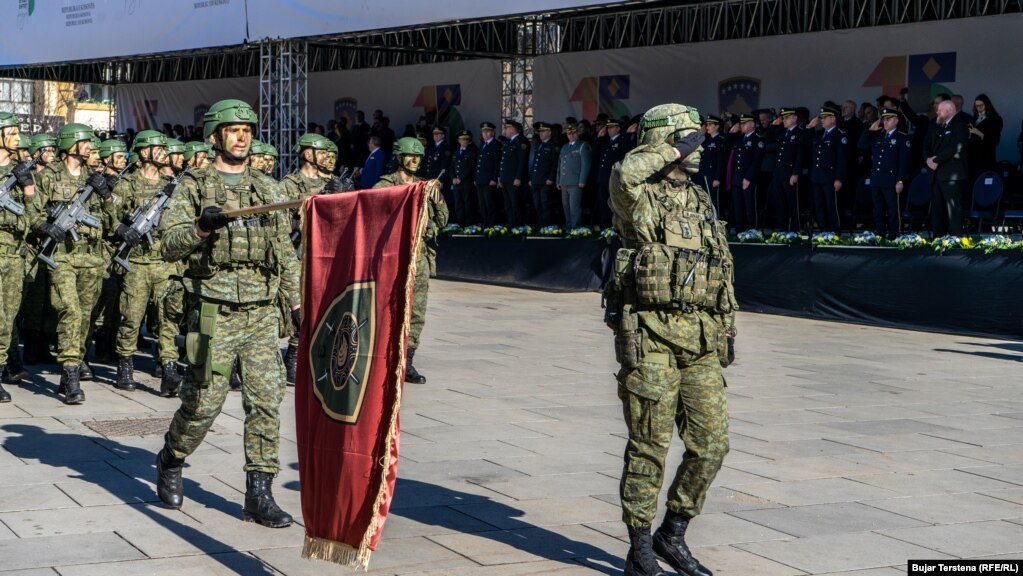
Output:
[212,129,248,166]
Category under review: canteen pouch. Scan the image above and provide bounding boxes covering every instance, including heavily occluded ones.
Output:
[615,329,643,370]
[185,302,224,387]
[634,243,674,306]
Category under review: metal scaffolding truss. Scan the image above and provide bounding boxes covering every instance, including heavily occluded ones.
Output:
[552,0,1023,50]
[501,19,562,135]
[259,41,308,178]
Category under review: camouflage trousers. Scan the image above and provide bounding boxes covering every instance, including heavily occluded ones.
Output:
[617,309,729,526]
[116,260,176,363]
[91,270,122,337]
[21,256,55,336]
[49,263,103,367]
[0,253,25,365]
[166,302,286,474]
[408,250,431,351]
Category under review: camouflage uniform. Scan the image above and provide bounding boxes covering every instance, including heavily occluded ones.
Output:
[0,163,30,371]
[28,161,116,369]
[373,171,449,351]
[112,170,178,365]
[279,170,329,350]
[606,103,736,576]
[160,164,300,473]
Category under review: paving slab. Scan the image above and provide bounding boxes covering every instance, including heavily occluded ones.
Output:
[877,520,1023,559]
[731,501,928,537]
[735,532,953,574]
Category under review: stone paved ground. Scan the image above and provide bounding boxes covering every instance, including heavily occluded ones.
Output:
[2,280,1022,575]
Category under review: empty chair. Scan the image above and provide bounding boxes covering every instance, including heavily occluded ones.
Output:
[966,171,1003,233]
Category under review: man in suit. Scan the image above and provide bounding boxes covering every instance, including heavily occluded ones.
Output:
[474,122,502,226]
[529,122,559,227]
[725,113,765,231]
[860,108,911,239]
[351,110,371,166]
[771,108,805,231]
[497,119,529,226]
[358,136,385,189]
[926,100,969,236]
[697,115,726,215]
[449,129,478,224]
[556,123,591,229]
[809,105,849,232]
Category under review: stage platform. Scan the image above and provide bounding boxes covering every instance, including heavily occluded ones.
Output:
[435,236,1023,340]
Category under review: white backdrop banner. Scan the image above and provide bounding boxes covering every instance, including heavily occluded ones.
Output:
[308,59,502,138]
[534,14,1023,161]
[115,77,258,133]
[0,0,247,66]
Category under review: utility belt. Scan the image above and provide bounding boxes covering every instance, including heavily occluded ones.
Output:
[0,243,27,257]
[612,243,726,312]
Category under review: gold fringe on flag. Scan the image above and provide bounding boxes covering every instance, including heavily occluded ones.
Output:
[302,535,371,569]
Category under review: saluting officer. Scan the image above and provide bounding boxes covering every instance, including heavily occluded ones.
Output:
[771,108,806,232]
[449,129,477,224]
[497,119,529,226]
[529,122,559,226]
[808,105,849,232]
[474,122,502,226]
[596,118,626,229]
[696,115,725,213]
[725,113,765,231]
[859,108,911,239]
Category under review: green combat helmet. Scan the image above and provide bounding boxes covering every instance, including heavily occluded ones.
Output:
[250,139,267,156]
[183,141,211,161]
[57,123,96,151]
[29,133,57,156]
[203,99,257,139]
[262,142,279,158]
[395,136,425,157]
[638,103,702,146]
[0,111,18,130]
[292,133,332,153]
[165,138,185,155]
[17,133,31,150]
[132,129,168,150]
[98,139,127,159]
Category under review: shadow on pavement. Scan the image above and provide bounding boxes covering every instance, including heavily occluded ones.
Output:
[1,424,276,576]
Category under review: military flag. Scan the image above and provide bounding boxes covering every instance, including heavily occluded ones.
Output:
[296,182,429,569]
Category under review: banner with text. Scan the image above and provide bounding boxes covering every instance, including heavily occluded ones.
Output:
[534,14,1023,162]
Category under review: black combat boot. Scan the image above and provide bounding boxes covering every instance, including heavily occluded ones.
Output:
[243,471,293,528]
[404,348,426,384]
[60,365,85,405]
[78,361,93,381]
[155,447,184,509]
[284,344,298,386]
[115,357,138,391]
[652,512,713,576]
[22,330,56,365]
[0,365,10,403]
[626,525,668,576]
[2,361,27,385]
[229,365,242,392]
[154,362,163,378]
[160,362,182,397]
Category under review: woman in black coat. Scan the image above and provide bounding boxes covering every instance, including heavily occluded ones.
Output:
[968,93,1003,180]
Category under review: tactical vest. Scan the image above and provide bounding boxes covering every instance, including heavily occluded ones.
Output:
[186,170,279,278]
[615,175,736,314]
[0,163,27,242]
[43,163,104,253]
[120,171,169,260]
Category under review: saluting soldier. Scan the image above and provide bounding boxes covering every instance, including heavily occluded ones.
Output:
[497,119,529,226]
[725,113,765,231]
[808,105,849,232]
[596,118,627,229]
[529,122,559,227]
[859,108,911,239]
[448,129,477,224]
[696,115,725,214]
[474,122,502,226]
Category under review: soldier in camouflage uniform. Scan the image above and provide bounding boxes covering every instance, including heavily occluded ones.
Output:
[90,139,131,364]
[605,104,737,576]
[248,140,278,177]
[184,141,212,170]
[0,113,37,401]
[373,137,448,384]
[155,99,299,529]
[28,124,117,404]
[109,130,183,396]
[165,139,186,175]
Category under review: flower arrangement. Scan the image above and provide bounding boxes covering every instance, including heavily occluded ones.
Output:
[765,231,802,245]
[566,227,595,239]
[811,232,843,246]
[932,235,974,252]
[851,231,882,246]
[976,234,1016,254]
[538,225,563,237]
[737,229,765,243]
[484,225,509,238]
[441,223,462,236]
[599,228,618,241]
[893,233,927,249]
[460,224,483,235]
[510,225,533,237]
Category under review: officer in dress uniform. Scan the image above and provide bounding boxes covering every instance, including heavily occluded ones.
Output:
[859,108,910,239]
[725,113,764,231]
[771,108,806,232]
[449,129,477,224]
[423,126,451,202]
[529,122,559,227]
[497,119,529,226]
[474,122,502,226]
[809,105,849,232]
[597,119,627,229]
[696,115,725,215]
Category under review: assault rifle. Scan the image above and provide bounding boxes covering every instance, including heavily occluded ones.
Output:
[36,179,103,270]
[0,159,35,216]
[112,172,186,272]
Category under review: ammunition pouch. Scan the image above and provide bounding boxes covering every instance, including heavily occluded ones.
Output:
[187,217,277,278]
[619,242,729,312]
[185,302,230,387]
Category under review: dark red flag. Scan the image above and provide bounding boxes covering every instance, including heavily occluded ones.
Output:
[296,182,428,569]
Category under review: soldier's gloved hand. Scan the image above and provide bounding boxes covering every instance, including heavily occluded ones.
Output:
[12,162,34,188]
[291,308,301,333]
[726,335,736,365]
[323,178,342,194]
[340,178,355,193]
[116,223,142,247]
[87,172,112,199]
[39,222,66,244]
[161,182,178,197]
[197,206,231,233]
[672,132,704,161]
